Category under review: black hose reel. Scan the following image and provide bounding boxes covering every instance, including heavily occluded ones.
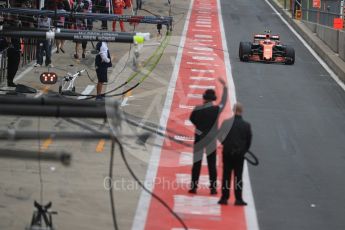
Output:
[245,150,259,166]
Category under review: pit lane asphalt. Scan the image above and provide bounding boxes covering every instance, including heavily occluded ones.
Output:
[220,0,345,229]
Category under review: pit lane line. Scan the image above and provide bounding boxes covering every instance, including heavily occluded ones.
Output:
[131,0,194,228]
[217,0,259,228]
[132,0,259,228]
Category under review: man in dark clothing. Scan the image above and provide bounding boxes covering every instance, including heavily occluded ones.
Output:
[0,18,21,87]
[93,0,110,30]
[218,103,252,206]
[136,0,142,10]
[35,12,52,67]
[6,37,21,87]
[189,79,227,195]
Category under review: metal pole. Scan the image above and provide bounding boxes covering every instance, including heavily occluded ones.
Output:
[0,49,7,87]
[0,130,112,140]
[0,7,173,27]
[317,2,320,24]
[0,97,121,119]
[0,148,71,165]
[0,104,111,118]
[0,30,137,43]
[0,95,108,106]
[307,0,309,21]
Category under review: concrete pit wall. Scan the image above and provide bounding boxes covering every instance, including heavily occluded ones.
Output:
[339,30,345,62]
[316,24,339,53]
[303,20,317,33]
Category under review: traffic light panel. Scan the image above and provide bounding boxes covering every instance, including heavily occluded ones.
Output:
[40,72,58,84]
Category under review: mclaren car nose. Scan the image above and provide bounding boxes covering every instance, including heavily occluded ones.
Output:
[263,47,273,60]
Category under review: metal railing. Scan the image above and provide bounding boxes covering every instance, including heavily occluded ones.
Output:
[0,48,7,87]
[0,39,38,87]
[301,8,344,28]
[278,0,344,29]
[279,0,292,11]
[21,38,37,67]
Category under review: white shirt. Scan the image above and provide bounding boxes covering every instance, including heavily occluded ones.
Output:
[99,42,110,63]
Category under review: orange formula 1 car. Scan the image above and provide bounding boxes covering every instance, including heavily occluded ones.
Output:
[239,32,295,65]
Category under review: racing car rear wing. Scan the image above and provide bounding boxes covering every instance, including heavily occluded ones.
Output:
[254,34,280,41]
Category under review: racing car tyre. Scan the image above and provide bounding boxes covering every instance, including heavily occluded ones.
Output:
[285,46,295,65]
[239,42,252,62]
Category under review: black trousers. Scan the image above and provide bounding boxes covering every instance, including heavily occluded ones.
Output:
[221,156,244,201]
[191,142,217,190]
[7,49,20,85]
[101,9,108,29]
[36,40,51,66]
[81,19,93,49]
[136,0,142,10]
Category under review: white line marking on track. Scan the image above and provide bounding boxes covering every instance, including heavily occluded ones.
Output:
[14,66,34,82]
[192,29,216,32]
[196,24,212,28]
[187,62,219,66]
[78,85,95,100]
[14,48,57,82]
[217,0,259,228]
[179,104,195,109]
[178,152,219,166]
[184,120,193,126]
[194,44,217,47]
[131,1,194,229]
[193,46,214,51]
[196,21,212,24]
[264,0,345,91]
[121,97,129,106]
[188,51,216,56]
[173,195,221,216]
[192,56,215,61]
[196,19,211,22]
[195,34,213,38]
[194,39,213,42]
[34,91,44,98]
[189,85,215,89]
[190,76,215,81]
[179,152,206,166]
[187,93,203,98]
[174,135,194,142]
[176,173,215,186]
[191,69,215,73]
[196,20,212,23]
[172,228,200,230]
[194,38,214,42]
